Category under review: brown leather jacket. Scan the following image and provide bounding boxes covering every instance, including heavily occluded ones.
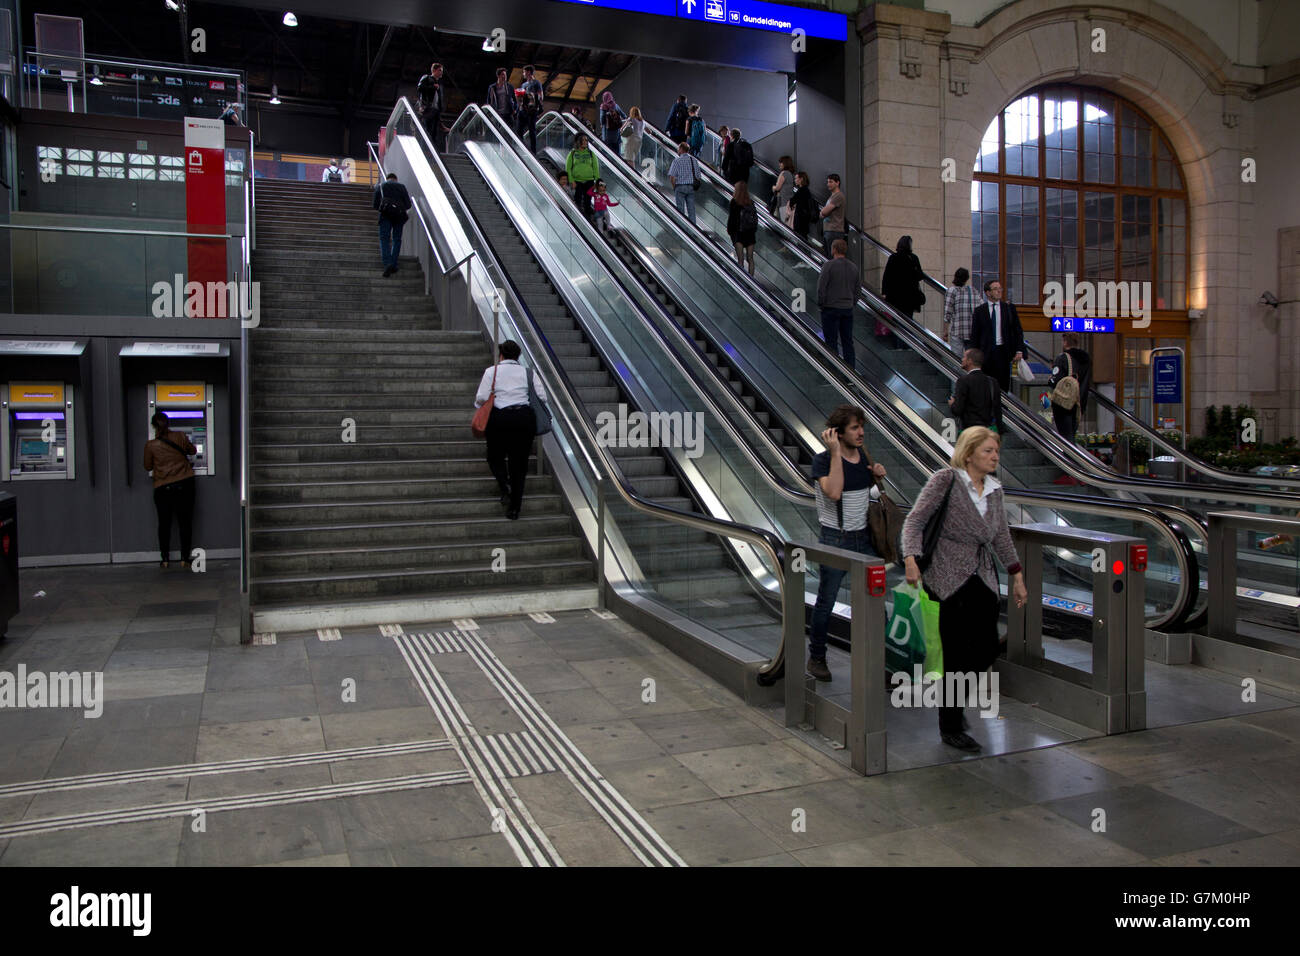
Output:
[144,430,196,488]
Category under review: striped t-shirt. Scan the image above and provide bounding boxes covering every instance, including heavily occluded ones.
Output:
[811,450,879,531]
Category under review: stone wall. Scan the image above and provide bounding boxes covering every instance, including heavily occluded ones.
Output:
[858,0,1280,436]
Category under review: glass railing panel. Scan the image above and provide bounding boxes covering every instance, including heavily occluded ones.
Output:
[23,53,245,123]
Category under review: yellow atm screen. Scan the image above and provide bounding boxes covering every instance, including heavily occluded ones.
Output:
[10,384,64,405]
[156,383,205,405]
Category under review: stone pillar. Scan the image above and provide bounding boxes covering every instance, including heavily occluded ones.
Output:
[857,4,949,323]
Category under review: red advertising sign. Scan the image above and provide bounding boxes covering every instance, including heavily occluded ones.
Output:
[184,116,227,299]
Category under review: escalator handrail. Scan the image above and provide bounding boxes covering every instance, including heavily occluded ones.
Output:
[470,104,816,509]
[378,98,795,632]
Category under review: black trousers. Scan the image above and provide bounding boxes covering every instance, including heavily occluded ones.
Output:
[988,346,1014,395]
[154,477,196,563]
[1052,403,1078,442]
[517,111,538,152]
[573,180,595,218]
[423,111,444,152]
[937,574,1001,733]
[486,405,536,511]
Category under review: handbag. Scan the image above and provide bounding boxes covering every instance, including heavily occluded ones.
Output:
[1015,356,1035,383]
[867,477,903,564]
[471,364,496,439]
[913,469,957,573]
[886,583,930,675]
[690,156,701,191]
[526,366,552,437]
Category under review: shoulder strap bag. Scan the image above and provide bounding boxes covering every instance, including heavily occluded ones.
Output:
[159,437,192,458]
[526,366,552,437]
[914,469,958,573]
[471,364,497,439]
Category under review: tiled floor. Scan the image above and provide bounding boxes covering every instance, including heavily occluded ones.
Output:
[1,562,1299,866]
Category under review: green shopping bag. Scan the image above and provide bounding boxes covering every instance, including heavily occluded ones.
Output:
[886,583,929,675]
[918,586,943,680]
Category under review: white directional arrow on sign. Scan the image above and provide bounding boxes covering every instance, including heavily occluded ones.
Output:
[682,0,697,11]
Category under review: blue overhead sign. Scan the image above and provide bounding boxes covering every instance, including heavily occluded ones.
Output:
[550,0,847,41]
[1153,354,1182,404]
[1051,316,1116,333]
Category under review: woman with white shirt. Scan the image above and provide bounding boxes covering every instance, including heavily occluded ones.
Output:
[899,426,1028,752]
[474,340,548,520]
[621,107,645,166]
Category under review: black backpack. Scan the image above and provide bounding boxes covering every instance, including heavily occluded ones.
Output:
[668,103,687,135]
[326,167,342,183]
[739,202,757,233]
[733,139,753,171]
[378,183,408,225]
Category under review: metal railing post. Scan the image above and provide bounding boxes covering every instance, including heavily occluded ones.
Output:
[1208,514,1234,641]
[597,480,607,608]
[783,545,806,730]
[849,558,887,775]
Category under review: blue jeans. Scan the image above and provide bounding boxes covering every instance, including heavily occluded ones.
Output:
[821,307,854,370]
[809,526,878,661]
[674,184,697,224]
[379,218,402,268]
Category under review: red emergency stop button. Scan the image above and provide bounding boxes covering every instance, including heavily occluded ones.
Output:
[1130,544,1148,572]
[867,564,887,597]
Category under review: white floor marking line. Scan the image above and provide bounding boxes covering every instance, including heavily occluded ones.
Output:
[378,624,404,637]
[252,632,277,645]
[0,771,471,840]
[406,634,560,865]
[317,627,342,642]
[497,732,541,776]
[393,635,537,867]
[516,732,556,774]
[483,734,517,777]
[528,612,556,623]
[394,634,562,867]
[454,630,686,867]
[590,608,618,620]
[451,618,479,631]
[0,740,453,799]
[460,635,669,868]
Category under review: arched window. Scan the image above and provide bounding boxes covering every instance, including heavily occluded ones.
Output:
[971,86,1188,313]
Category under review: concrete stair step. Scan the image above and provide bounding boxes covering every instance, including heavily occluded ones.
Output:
[251,559,594,603]
[252,455,527,480]
[250,493,566,526]
[250,514,578,550]
[251,473,558,502]
[251,441,494,462]
[251,536,585,576]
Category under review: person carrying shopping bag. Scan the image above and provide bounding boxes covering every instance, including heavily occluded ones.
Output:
[899,426,1028,752]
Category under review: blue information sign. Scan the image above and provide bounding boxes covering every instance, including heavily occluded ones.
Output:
[1050,316,1115,333]
[1153,354,1182,404]
[550,0,847,41]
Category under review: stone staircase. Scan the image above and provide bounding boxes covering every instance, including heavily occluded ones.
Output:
[247,179,596,627]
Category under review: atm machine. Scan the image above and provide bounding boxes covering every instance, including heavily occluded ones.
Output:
[148,382,214,476]
[1,382,76,480]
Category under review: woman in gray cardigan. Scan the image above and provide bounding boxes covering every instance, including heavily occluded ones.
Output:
[900,426,1028,752]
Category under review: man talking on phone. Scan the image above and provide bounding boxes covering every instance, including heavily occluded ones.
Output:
[807,404,887,681]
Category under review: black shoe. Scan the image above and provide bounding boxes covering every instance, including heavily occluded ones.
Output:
[382,266,395,277]
[500,490,511,507]
[806,657,832,682]
[941,732,981,752]
[962,714,971,731]
[506,508,520,520]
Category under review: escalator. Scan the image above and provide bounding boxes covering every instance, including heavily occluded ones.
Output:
[624,113,1300,633]
[521,108,1204,634]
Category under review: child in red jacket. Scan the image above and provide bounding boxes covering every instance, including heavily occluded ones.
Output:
[587,180,619,233]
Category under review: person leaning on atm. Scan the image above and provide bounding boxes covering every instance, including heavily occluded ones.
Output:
[143,411,198,569]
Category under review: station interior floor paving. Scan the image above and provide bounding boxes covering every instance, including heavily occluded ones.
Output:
[1,562,1298,867]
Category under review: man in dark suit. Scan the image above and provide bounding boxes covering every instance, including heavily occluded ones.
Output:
[970,279,1025,395]
[950,348,1002,432]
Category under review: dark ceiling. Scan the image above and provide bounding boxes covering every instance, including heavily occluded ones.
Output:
[23,1,636,131]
